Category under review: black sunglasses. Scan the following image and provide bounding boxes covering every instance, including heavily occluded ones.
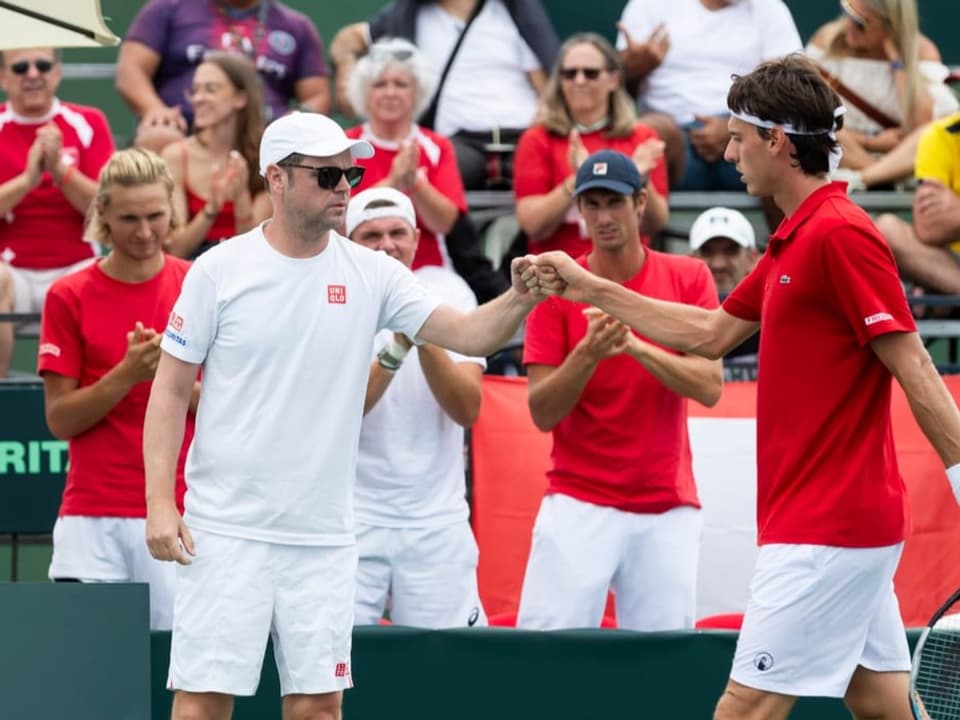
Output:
[10,59,55,76]
[282,163,366,189]
[559,67,605,81]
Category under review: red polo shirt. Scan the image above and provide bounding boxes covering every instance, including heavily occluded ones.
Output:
[724,182,915,547]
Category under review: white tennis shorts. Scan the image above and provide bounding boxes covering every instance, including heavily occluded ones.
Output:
[516,493,701,630]
[8,258,95,314]
[168,529,357,697]
[354,521,486,628]
[48,515,176,631]
[731,542,911,697]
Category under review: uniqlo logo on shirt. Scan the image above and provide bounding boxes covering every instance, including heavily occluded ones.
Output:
[335,662,349,677]
[328,285,347,304]
[168,311,184,331]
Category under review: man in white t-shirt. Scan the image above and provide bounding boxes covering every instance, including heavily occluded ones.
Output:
[143,113,544,720]
[616,0,801,190]
[346,187,487,629]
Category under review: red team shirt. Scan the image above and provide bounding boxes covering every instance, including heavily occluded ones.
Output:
[724,182,916,547]
[346,124,468,269]
[513,124,670,258]
[524,251,718,513]
[38,258,194,517]
[0,100,114,269]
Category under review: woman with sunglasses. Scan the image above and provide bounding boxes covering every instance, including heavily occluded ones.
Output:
[513,33,669,259]
[806,0,957,186]
[161,52,272,259]
[344,38,466,271]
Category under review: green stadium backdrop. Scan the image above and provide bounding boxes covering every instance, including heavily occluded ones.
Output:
[56,0,960,147]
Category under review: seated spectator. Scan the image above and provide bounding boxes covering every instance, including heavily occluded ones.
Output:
[347,187,487,629]
[345,38,508,303]
[117,0,331,152]
[876,113,960,297]
[0,47,115,379]
[616,0,802,190]
[39,148,194,630]
[161,52,271,259]
[806,0,958,188]
[345,39,461,270]
[330,0,559,190]
[514,33,668,259]
[689,207,760,380]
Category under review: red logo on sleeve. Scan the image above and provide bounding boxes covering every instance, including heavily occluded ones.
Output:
[168,311,184,331]
[335,662,349,677]
[328,285,347,304]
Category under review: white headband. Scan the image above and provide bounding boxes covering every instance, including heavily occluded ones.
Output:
[731,106,847,172]
[345,205,416,237]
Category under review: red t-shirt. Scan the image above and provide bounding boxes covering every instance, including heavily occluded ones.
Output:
[524,250,718,513]
[724,182,916,547]
[346,124,467,269]
[513,123,670,258]
[0,100,114,269]
[37,257,194,517]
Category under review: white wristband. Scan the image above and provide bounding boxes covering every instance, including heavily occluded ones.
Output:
[947,463,960,504]
[387,340,410,362]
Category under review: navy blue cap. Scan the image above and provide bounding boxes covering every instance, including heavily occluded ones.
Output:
[574,149,646,196]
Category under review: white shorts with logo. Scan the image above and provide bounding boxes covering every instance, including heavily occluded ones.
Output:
[169,529,357,697]
[354,521,486,628]
[48,515,176,631]
[517,493,701,630]
[731,543,911,697]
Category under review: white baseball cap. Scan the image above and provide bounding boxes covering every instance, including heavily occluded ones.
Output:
[258,112,374,176]
[689,207,756,250]
[345,187,417,237]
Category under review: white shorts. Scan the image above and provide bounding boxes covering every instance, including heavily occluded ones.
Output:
[8,258,95,315]
[169,529,357,697]
[731,543,911,697]
[48,515,176,631]
[354,521,486,628]
[517,494,701,630]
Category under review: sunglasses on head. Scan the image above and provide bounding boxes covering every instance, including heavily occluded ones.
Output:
[282,163,366,189]
[560,67,604,81]
[369,47,414,62]
[840,0,868,31]
[10,59,55,76]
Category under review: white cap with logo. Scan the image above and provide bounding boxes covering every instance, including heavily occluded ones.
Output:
[345,187,417,237]
[689,207,756,250]
[258,112,374,176]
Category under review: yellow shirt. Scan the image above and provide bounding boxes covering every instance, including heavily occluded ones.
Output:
[915,112,960,251]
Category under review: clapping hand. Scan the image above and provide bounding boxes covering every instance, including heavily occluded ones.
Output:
[567,129,589,174]
[120,321,163,384]
[389,141,421,192]
[580,307,630,361]
[617,22,670,78]
[632,137,666,176]
[689,115,730,163]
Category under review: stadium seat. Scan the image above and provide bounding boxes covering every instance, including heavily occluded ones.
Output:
[695,613,744,630]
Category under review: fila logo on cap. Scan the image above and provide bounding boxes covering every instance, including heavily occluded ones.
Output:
[592,162,608,175]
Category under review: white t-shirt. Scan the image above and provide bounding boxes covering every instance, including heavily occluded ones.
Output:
[161,226,442,545]
[416,0,541,135]
[617,0,802,125]
[355,266,484,528]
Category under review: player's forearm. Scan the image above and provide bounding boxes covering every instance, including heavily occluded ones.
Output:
[363,360,394,414]
[527,352,598,431]
[144,383,191,508]
[587,280,725,359]
[452,289,532,358]
[45,369,136,439]
[419,347,482,427]
[900,353,960,467]
[625,342,723,407]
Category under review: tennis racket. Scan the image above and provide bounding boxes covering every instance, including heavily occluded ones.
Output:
[911,587,960,719]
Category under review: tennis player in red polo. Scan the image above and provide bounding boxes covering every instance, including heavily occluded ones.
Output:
[532,55,960,720]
